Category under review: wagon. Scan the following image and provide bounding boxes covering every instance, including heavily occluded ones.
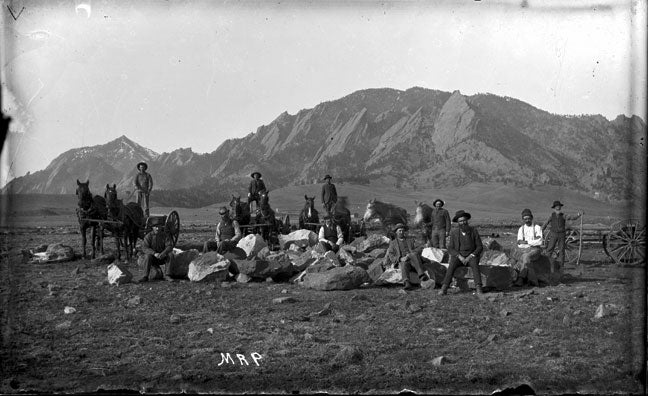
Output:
[141,210,181,247]
[562,217,645,267]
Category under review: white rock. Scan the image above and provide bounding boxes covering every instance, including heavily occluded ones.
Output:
[188,252,230,282]
[107,263,133,285]
[64,306,76,314]
[421,247,447,263]
[237,234,267,259]
[278,229,319,250]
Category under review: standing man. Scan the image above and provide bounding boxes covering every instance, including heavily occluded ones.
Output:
[134,162,153,217]
[385,223,430,291]
[321,174,338,215]
[430,199,451,248]
[203,207,242,254]
[138,217,174,282]
[513,208,544,286]
[247,172,267,213]
[438,210,484,295]
[541,200,582,272]
[318,214,344,253]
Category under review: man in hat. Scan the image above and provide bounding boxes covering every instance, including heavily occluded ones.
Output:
[138,217,174,282]
[321,175,338,215]
[247,172,267,213]
[318,214,344,253]
[204,207,242,254]
[429,199,451,248]
[513,208,544,286]
[385,223,430,291]
[541,201,582,272]
[134,162,153,217]
[439,210,484,295]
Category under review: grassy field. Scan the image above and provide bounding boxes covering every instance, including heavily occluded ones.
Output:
[0,184,645,394]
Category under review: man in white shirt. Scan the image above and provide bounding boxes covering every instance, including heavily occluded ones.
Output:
[514,208,544,286]
[318,214,344,253]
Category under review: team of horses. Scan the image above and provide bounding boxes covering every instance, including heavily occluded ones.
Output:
[77,179,431,261]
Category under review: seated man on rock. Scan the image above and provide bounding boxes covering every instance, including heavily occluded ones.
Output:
[512,208,544,286]
[138,217,174,282]
[438,210,484,295]
[318,214,344,253]
[203,207,242,255]
[385,223,430,291]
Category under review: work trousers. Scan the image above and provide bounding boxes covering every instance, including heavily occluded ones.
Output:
[442,255,482,287]
[137,191,150,217]
[545,232,565,268]
[399,252,426,282]
[141,253,168,280]
[430,228,447,248]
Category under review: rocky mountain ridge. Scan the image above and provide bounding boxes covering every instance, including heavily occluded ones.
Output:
[3,87,645,207]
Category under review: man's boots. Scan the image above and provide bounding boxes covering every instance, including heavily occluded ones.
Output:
[475,284,484,295]
[438,284,448,295]
[403,280,415,291]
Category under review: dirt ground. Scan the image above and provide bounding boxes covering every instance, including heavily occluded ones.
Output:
[0,222,645,394]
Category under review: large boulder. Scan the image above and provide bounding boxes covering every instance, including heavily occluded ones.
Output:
[107,263,132,285]
[301,266,371,291]
[235,256,295,280]
[305,257,338,273]
[337,248,355,265]
[352,256,374,270]
[375,265,419,286]
[291,251,317,272]
[367,248,387,259]
[188,252,230,282]
[355,234,390,253]
[367,259,385,282]
[421,247,448,264]
[481,250,510,266]
[237,234,267,259]
[278,230,318,250]
[167,249,200,279]
[30,244,75,263]
[482,238,503,251]
[421,261,447,285]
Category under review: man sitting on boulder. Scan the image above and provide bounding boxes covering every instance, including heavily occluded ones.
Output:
[385,223,430,291]
[138,217,174,282]
[204,207,242,255]
[318,214,344,253]
[513,208,544,286]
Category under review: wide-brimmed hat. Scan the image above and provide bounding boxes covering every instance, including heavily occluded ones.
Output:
[323,174,332,180]
[137,162,148,171]
[219,206,229,215]
[251,172,262,178]
[432,199,445,207]
[149,217,165,227]
[323,214,331,220]
[551,200,564,208]
[394,223,407,231]
[521,208,533,218]
[452,210,471,222]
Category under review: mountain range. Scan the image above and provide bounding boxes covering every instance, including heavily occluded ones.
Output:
[3,87,645,207]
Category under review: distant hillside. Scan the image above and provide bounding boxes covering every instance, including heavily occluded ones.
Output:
[3,87,645,208]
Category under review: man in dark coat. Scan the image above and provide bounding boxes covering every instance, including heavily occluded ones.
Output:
[138,217,174,282]
[321,174,338,215]
[318,214,344,253]
[541,200,582,272]
[203,207,242,254]
[429,198,451,248]
[385,223,430,290]
[438,210,484,295]
[247,172,267,212]
[134,162,153,217]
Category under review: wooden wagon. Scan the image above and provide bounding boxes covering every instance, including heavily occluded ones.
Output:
[563,217,645,267]
[93,210,181,248]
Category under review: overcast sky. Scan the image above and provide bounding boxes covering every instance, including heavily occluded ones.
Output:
[1,0,646,187]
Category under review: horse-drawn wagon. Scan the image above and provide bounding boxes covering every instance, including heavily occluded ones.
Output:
[562,217,645,267]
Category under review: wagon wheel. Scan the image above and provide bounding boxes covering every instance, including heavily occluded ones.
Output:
[603,219,645,266]
[563,228,581,268]
[166,210,180,247]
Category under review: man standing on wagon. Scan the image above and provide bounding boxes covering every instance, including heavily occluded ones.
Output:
[429,199,451,248]
[137,217,174,282]
[134,162,153,217]
[247,172,267,213]
[321,174,338,216]
[541,200,582,272]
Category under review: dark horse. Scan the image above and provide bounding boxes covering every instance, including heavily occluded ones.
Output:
[104,184,144,261]
[414,202,434,245]
[229,195,251,227]
[76,179,107,259]
[298,195,319,232]
[328,196,352,243]
[363,198,409,234]
[254,191,279,243]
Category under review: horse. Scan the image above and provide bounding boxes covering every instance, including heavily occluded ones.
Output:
[75,179,107,259]
[104,184,144,261]
[329,196,352,243]
[363,198,409,233]
[229,195,251,227]
[258,190,270,211]
[255,201,278,244]
[414,202,434,245]
[298,195,319,232]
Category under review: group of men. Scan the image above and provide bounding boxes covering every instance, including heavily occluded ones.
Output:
[132,162,581,294]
